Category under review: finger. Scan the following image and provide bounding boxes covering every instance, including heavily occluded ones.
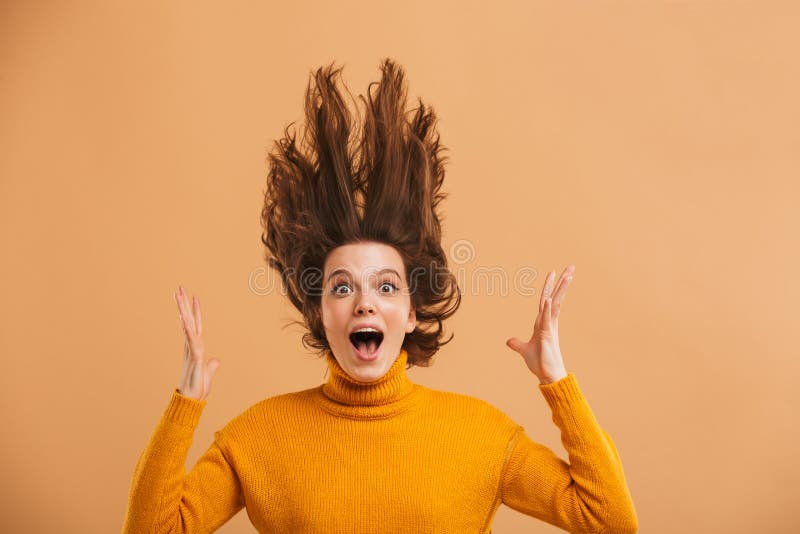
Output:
[550,278,570,318]
[543,297,553,329]
[177,286,197,334]
[175,291,190,336]
[175,287,189,322]
[534,298,545,333]
[175,289,201,358]
[179,314,200,356]
[193,295,202,336]
[506,337,523,354]
[539,270,554,313]
[550,265,572,296]
[546,269,559,297]
[551,267,575,317]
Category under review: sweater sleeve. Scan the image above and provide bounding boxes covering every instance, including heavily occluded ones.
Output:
[122,389,245,534]
[500,373,638,534]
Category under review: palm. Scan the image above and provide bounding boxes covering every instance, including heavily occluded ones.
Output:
[506,265,575,384]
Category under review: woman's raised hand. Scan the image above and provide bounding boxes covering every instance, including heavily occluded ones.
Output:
[506,265,575,385]
[174,285,221,401]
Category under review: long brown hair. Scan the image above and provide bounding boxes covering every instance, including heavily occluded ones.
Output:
[260,58,461,367]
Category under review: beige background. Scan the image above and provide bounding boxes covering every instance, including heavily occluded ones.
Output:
[2,1,798,532]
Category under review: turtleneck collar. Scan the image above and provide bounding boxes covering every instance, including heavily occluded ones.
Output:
[317,348,422,420]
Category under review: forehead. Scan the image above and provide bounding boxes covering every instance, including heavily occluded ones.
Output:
[324,242,405,276]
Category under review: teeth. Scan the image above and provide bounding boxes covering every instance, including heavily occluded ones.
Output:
[354,327,380,333]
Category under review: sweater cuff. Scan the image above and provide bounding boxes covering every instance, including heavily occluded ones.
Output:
[537,372,584,407]
[163,388,207,428]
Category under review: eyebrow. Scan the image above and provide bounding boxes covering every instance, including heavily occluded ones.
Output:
[326,268,401,283]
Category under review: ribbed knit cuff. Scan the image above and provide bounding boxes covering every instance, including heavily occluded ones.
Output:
[537,372,584,408]
[164,388,207,428]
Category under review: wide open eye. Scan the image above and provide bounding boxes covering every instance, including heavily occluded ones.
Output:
[379,281,398,293]
[332,283,351,295]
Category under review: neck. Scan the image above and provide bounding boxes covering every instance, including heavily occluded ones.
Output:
[317,348,420,419]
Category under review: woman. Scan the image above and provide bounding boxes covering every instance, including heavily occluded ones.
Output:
[123,59,638,533]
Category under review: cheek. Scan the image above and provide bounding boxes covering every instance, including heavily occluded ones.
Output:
[381,299,411,325]
[321,299,348,331]
[319,298,331,330]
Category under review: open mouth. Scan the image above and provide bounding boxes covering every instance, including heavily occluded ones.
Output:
[349,330,384,358]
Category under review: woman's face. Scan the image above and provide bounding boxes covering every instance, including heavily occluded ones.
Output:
[321,241,416,382]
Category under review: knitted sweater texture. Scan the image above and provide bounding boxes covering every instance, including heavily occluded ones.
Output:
[123,349,638,533]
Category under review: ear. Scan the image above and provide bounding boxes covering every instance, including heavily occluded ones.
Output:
[405,304,417,333]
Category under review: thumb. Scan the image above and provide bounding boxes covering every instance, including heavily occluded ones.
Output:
[506,337,523,354]
[205,358,221,388]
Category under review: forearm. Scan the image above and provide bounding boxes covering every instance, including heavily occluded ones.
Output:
[538,373,638,532]
[122,390,206,533]
[502,374,638,533]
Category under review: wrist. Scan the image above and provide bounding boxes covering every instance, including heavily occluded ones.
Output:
[538,370,568,385]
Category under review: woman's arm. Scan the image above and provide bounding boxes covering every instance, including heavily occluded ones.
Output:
[121,286,243,532]
[122,389,245,533]
[503,266,637,532]
[500,374,638,533]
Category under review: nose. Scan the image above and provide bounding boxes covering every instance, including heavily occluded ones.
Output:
[355,297,375,315]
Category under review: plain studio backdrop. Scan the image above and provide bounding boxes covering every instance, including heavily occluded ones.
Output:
[1,1,798,532]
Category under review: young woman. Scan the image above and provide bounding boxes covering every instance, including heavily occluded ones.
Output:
[123,59,638,533]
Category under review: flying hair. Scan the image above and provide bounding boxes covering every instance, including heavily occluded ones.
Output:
[259,58,461,367]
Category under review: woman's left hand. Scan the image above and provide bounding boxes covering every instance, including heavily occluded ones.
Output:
[506,265,575,385]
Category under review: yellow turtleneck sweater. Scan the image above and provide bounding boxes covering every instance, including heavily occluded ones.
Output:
[123,349,638,533]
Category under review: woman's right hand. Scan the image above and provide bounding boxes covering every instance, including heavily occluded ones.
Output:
[174,285,221,401]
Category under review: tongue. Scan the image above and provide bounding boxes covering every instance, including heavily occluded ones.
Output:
[357,339,379,355]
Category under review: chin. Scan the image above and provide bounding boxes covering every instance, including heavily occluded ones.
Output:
[348,367,383,383]
[343,341,398,381]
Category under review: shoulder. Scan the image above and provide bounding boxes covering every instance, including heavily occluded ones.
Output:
[417,384,523,432]
[217,386,320,440]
